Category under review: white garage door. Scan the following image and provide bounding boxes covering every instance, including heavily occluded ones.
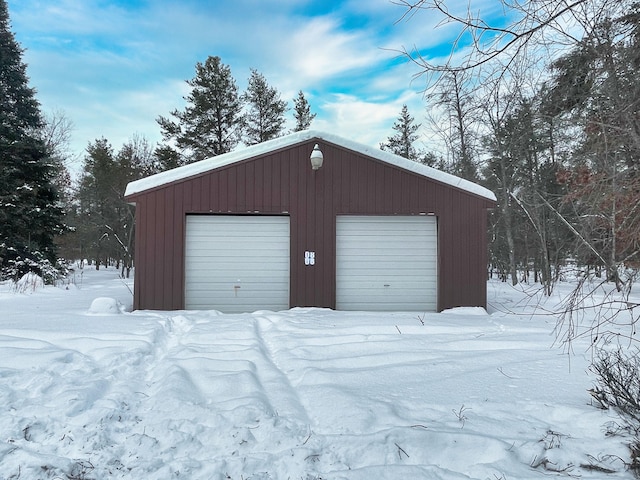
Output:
[185,215,290,312]
[336,215,437,311]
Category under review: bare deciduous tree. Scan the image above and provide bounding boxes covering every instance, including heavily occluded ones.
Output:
[395,0,630,88]
[425,69,481,181]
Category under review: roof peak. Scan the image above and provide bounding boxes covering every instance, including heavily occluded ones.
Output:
[125,130,496,201]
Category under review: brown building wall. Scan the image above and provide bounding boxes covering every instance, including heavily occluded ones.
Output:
[127,138,495,311]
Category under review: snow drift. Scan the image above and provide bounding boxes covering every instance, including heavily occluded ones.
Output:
[0,268,634,478]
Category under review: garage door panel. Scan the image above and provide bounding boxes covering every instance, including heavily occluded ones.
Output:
[187,279,289,288]
[186,283,289,310]
[338,275,437,284]
[185,215,290,312]
[337,259,435,268]
[340,280,437,288]
[186,258,290,270]
[186,285,289,296]
[187,239,287,248]
[336,215,437,311]
[186,272,288,283]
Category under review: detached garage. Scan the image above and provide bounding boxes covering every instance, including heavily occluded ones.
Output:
[124,130,496,313]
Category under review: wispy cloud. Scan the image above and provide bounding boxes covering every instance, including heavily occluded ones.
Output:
[7,0,462,159]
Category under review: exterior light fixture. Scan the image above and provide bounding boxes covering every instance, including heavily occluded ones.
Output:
[310,143,323,170]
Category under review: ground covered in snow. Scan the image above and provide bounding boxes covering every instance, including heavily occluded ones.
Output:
[0,267,637,479]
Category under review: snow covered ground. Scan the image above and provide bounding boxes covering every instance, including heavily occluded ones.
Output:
[0,267,636,479]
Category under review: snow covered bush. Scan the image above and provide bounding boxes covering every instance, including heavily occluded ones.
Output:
[0,244,69,285]
[13,271,45,293]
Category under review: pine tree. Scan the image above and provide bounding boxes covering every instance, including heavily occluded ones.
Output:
[153,144,182,171]
[73,137,152,273]
[110,137,154,277]
[292,90,316,131]
[0,0,64,280]
[157,56,243,165]
[75,139,117,268]
[242,69,287,145]
[380,105,421,160]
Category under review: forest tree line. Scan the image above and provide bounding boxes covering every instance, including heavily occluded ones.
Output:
[1,0,639,300]
[2,35,316,277]
[389,0,640,300]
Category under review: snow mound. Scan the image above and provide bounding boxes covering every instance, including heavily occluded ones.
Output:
[441,306,488,315]
[14,272,45,293]
[88,297,123,315]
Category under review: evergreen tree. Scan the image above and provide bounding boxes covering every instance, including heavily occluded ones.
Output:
[157,56,243,165]
[109,137,154,276]
[242,69,287,145]
[544,8,640,284]
[292,90,316,131]
[0,0,64,280]
[380,105,421,160]
[153,144,182,171]
[74,139,117,268]
[39,111,77,263]
[483,96,571,290]
[73,137,152,274]
[418,151,446,169]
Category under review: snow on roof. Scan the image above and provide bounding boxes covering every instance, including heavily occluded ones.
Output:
[124,130,497,201]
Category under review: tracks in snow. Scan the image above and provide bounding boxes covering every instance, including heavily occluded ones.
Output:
[136,311,312,430]
[252,314,312,426]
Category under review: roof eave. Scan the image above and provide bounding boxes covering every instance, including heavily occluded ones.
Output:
[124,130,497,202]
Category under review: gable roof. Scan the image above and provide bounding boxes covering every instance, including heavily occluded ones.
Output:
[124,130,496,201]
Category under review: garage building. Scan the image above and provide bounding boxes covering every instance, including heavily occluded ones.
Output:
[124,130,496,313]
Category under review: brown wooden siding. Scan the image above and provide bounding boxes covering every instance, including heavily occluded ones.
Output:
[127,138,495,311]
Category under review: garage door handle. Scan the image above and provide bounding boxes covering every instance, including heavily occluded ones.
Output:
[384,284,390,287]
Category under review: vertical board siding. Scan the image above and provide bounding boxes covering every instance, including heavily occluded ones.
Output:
[132,201,144,310]
[162,186,174,306]
[128,140,494,311]
[151,192,163,308]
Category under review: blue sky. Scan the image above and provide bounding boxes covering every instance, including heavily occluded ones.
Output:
[6,0,489,168]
